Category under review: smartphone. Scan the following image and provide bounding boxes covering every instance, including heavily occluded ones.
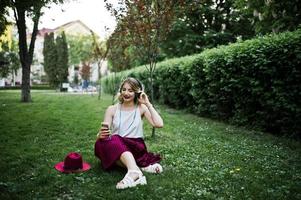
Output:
[101,122,109,129]
[100,122,111,140]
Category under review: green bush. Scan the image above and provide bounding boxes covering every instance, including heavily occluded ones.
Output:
[103,29,301,137]
[101,73,124,95]
[155,56,196,109]
[0,84,52,90]
[190,29,301,137]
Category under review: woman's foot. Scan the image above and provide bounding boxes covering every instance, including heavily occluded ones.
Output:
[141,163,163,174]
[116,169,147,189]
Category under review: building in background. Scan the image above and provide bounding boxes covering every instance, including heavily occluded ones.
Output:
[0,20,108,87]
[31,20,108,86]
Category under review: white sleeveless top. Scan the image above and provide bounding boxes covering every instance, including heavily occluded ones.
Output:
[112,104,144,138]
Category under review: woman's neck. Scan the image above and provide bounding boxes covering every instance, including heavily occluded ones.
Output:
[122,101,135,108]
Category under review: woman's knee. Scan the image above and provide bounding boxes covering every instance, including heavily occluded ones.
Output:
[119,151,137,166]
[120,151,133,158]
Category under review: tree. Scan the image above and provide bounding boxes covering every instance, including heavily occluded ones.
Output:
[234,0,301,34]
[106,26,150,72]
[80,62,91,80]
[105,0,183,137]
[80,62,91,90]
[0,38,20,81]
[56,31,69,89]
[161,0,255,58]
[67,33,108,95]
[73,70,79,85]
[106,28,133,72]
[0,43,10,78]
[67,34,94,66]
[43,32,69,89]
[0,0,10,35]
[67,34,94,88]
[43,32,59,88]
[91,31,109,100]
[2,0,64,102]
[105,0,182,100]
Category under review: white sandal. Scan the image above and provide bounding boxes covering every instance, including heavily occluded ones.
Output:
[141,163,163,174]
[116,170,147,189]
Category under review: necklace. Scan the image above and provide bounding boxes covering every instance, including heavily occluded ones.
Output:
[118,103,137,135]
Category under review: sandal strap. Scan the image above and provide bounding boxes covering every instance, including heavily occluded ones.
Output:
[121,175,134,185]
[117,170,146,189]
[127,169,142,176]
[120,170,142,184]
[141,163,163,173]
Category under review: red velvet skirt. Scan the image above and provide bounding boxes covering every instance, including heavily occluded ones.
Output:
[94,135,161,170]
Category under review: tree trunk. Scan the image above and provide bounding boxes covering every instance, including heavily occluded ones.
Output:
[21,62,31,102]
[149,62,156,138]
[111,72,117,105]
[16,8,31,102]
[12,69,15,86]
[98,60,102,100]
[150,67,154,103]
[15,5,40,102]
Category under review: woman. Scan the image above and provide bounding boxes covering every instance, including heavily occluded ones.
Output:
[94,77,164,189]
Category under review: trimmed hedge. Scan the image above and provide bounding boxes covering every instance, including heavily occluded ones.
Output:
[0,84,52,90]
[102,29,301,137]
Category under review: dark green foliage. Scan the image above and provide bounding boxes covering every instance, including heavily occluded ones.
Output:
[0,34,20,79]
[43,32,69,88]
[0,84,52,90]
[106,32,149,72]
[0,0,10,35]
[43,32,59,88]
[73,73,79,85]
[55,32,69,85]
[190,29,301,137]
[102,72,125,95]
[160,0,255,58]
[234,0,301,34]
[0,42,11,77]
[106,0,301,69]
[67,35,93,66]
[103,29,301,137]
[162,0,301,59]
[154,58,195,109]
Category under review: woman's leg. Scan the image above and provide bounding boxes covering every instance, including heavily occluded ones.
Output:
[116,151,143,187]
[119,151,140,170]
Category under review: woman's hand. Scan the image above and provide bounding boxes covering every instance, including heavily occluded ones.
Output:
[138,92,151,106]
[96,127,111,140]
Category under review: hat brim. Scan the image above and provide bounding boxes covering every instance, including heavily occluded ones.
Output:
[54,162,91,173]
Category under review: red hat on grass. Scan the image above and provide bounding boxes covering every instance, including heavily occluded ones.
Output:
[54,152,91,173]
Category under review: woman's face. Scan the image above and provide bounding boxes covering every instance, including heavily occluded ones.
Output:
[121,82,135,103]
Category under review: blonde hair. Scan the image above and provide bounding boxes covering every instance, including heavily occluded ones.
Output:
[117,77,143,103]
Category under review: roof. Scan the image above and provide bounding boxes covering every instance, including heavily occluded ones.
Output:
[35,20,97,38]
[37,28,54,37]
[53,20,93,33]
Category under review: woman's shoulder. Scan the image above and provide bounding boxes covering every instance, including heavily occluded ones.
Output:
[106,104,119,114]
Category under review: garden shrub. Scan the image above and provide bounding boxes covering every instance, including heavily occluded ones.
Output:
[0,84,52,90]
[103,29,301,137]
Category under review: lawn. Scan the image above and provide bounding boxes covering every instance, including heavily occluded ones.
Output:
[0,90,300,200]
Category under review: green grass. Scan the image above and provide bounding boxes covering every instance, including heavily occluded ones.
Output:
[0,90,300,200]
